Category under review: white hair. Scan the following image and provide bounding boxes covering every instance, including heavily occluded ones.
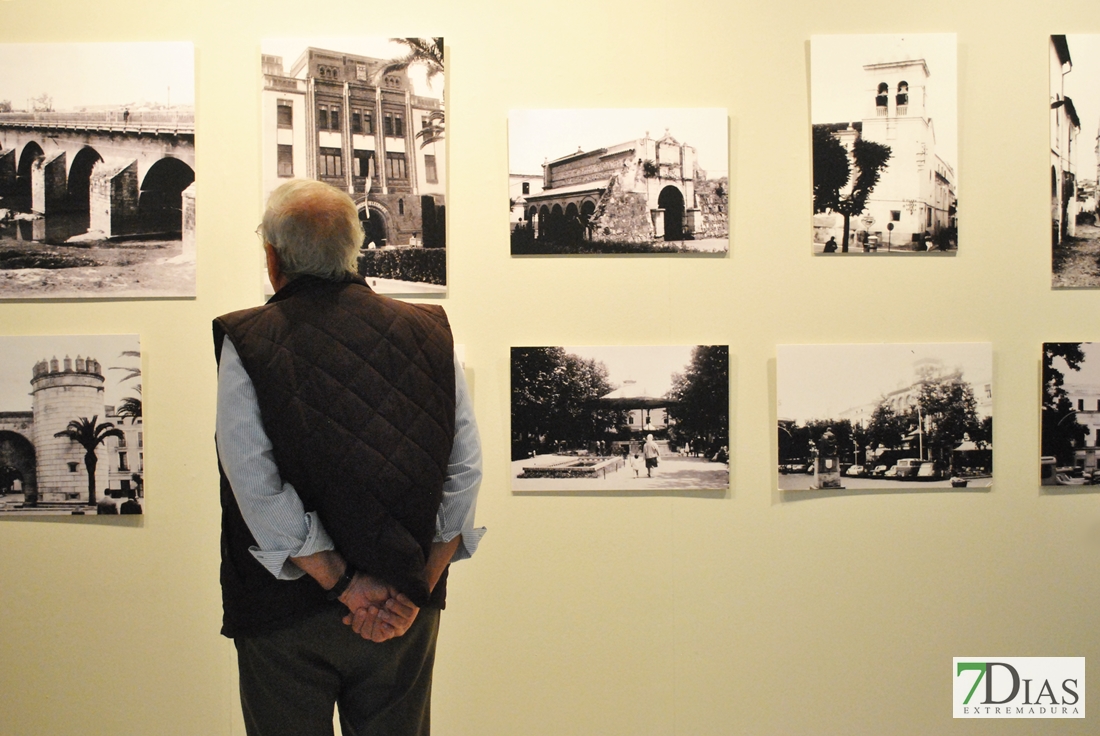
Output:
[260,179,363,281]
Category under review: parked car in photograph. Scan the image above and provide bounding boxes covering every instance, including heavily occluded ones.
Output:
[916,462,942,481]
[845,465,865,477]
[1040,456,1087,486]
[871,464,889,477]
[883,465,899,478]
[895,458,923,479]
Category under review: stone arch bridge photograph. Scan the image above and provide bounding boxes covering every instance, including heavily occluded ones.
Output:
[0,42,195,298]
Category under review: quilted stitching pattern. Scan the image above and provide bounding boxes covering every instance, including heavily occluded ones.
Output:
[217,277,455,606]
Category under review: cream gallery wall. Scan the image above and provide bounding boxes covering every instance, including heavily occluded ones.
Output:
[0,0,1098,735]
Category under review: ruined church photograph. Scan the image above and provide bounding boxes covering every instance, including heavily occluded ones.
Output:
[0,335,144,516]
[0,42,195,298]
[509,108,729,255]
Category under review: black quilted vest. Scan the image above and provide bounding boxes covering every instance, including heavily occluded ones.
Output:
[213,275,456,638]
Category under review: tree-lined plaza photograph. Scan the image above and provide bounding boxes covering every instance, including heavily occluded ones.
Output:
[811,34,957,255]
[511,345,729,491]
[777,343,991,490]
[0,334,143,515]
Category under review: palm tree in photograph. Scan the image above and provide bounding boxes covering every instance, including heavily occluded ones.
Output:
[375,38,445,148]
[111,350,142,423]
[375,37,444,83]
[54,416,124,507]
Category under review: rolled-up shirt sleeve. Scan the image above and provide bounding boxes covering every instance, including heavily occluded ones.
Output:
[216,337,334,580]
[435,351,485,561]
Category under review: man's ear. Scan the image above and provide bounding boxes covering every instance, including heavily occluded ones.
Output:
[265,242,288,291]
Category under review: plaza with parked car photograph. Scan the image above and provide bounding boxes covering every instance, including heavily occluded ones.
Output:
[777,342,992,491]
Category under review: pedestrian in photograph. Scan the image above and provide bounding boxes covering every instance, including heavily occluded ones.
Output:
[823,236,838,253]
[629,451,643,478]
[214,179,484,736]
[643,433,661,477]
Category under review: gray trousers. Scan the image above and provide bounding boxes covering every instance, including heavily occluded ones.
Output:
[234,605,440,736]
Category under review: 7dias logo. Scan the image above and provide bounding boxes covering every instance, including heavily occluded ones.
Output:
[953,658,1084,718]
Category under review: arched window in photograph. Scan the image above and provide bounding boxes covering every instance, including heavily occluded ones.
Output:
[876,82,889,113]
[398,198,405,215]
[896,81,909,112]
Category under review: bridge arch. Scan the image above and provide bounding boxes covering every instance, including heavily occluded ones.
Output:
[67,146,103,217]
[139,157,195,235]
[16,141,44,201]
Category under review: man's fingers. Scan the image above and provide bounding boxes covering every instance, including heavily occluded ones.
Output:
[384,597,417,618]
[344,606,377,637]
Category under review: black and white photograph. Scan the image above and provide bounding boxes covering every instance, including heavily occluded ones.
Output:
[1041,342,1100,485]
[1051,36,1100,288]
[0,335,143,516]
[511,345,729,492]
[262,38,446,296]
[811,34,957,255]
[0,43,195,299]
[509,108,728,255]
[777,343,991,490]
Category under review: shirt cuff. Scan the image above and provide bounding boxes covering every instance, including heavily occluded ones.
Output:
[435,525,487,562]
[248,511,336,580]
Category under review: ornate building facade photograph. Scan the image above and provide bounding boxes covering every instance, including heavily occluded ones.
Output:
[811,34,957,255]
[0,335,143,516]
[0,43,195,298]
[261,38,446,295]
[509,108,729,255]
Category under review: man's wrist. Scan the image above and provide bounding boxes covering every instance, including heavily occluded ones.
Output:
[326,563,355,601]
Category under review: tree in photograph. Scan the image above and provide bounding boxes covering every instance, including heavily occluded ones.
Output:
[54,416,124,507]
[811,125,892,252]
[416,110,445,149]
[375,38,445,147]
[812,125,849,215]
[667,346,729,455]
[916,377,981,463]
[866,402,912,453]
[1042,343,1089,465]
[510,348,619,460]
[803,419,854,460]
[111,350,142,423]
[973,415,994,446]
[30,93,53,112]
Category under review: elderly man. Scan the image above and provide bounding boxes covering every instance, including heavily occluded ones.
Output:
[214,179,483,736]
